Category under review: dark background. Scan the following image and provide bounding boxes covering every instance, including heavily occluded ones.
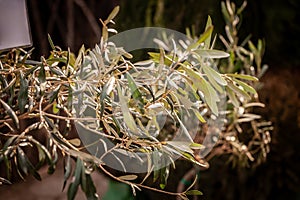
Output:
[23,0,300,199]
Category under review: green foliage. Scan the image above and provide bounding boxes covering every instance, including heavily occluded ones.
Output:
[217,0,272,168]
[0,1,272,199]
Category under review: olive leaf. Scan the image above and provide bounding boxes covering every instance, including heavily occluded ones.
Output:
[0,99,19,130]
[117,83,139,134]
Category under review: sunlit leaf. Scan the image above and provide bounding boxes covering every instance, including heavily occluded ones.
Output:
[244,102,265,108]
[173,93,194,109]
[233,78,257,94]
[227,81,251,100]
[226,87,239,107]
[117,83,139,134]
[52,102,60,114]
[148,52,173,66]
[159,183,166,189]
[187,26,213,50]
[167,141,194,154]
[204,70,224,93]
[227,73,258,81]
[193,49,229,59]
[189,142,203,150]
[118,174,138,181]
[202,65,227,86]
[192,108,206,123]
[99,76,115,117]
[126,72,144,105]
[183,67,219,115]
[181,152,209,168]
[159,165,169,190]
[201,80,219,115]
[104,6,120,25]
[204,16,212,49]
[185,190,203,196]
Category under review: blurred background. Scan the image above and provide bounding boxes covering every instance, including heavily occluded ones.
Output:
[1,0,300,199]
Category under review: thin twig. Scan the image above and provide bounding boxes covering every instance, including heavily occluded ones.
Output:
[98,164,184,197]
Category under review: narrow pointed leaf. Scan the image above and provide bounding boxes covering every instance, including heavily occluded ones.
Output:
[104,6,120,25]
[202,65,227,86]
[192,108,206,123]
[187,26,213,50]
[17,147,28,175]
[117,83,138,134]
[226,87,239,107]
[0,99,19,130]
[118,174,138,181]
[194,49,229,58]
[83,174,98,200]
[186,190,203,196]
[48,34,55,50]
[100,76,115,117]
[227,73,258,81]
[38,65,46,83]
[233,78,257,94]
[0,177,12,185]
[67,158,83,200]
[204,16,212,48]
[126,73,143,104]
[183,67,219,115]
[202,80,219,115]
[227,82,251,100]
[221,1,230,22]
[167,141,194,154]
[189,142,203,150]
[63,155,72,191]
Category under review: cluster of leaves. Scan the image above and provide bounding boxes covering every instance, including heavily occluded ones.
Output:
[0,1,271,199]
[0,48,57,183]
[214,0,273,168]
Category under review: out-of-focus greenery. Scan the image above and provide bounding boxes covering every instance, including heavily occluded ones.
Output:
[117,0,300,66]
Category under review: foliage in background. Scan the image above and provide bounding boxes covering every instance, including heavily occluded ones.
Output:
[0,1,271,199]
[210,0,273,168]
